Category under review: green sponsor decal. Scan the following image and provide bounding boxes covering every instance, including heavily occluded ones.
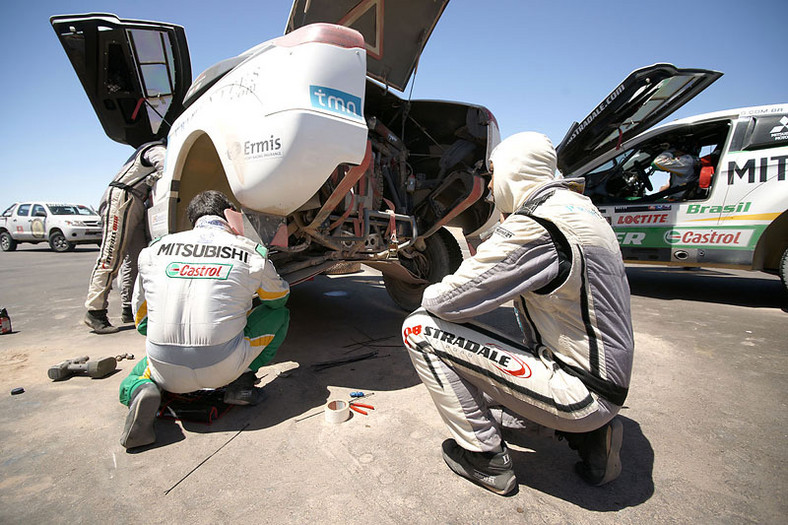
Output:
[614,225,766,250]
[165,262,233,279]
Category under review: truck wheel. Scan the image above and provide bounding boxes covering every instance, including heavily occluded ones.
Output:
[384,228,464,311]
[0,231,17,252]
[49,231,74,252]
[780,248,788,293]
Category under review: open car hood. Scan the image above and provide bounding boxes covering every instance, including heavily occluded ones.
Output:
[286,0,450,92]
[556,64,722,175]
[51,13,192,148]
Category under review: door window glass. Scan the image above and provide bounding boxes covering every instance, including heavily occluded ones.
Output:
[17,204,31,216]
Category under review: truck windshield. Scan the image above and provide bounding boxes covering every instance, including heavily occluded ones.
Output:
[48,205,94,216]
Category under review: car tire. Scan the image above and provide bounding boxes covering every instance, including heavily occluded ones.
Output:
[0,231,17,252]
[49,230,74,252]
[383,227,464,311]
[780,248,788,294]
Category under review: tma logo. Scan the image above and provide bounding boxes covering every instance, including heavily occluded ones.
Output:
[310,85,363,120]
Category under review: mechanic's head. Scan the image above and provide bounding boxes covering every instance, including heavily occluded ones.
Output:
[489,132,557,214]
[186,190,237,226]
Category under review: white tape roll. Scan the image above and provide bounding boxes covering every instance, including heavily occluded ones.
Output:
[324,399,350,424]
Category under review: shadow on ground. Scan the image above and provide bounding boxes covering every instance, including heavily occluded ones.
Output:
[132,272,419,445]
[626,266,786,309]
[505,416,654,511]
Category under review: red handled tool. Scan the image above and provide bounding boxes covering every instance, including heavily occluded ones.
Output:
[349,402,375,415]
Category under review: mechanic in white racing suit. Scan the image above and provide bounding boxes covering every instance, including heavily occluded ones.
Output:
[84,141,165,334]
[118,191,290,449]
[402,132,634,495]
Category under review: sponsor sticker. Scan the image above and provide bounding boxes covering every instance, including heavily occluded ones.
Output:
[309,85,363,120]
[663,229,753,247]
[166,262,232,280]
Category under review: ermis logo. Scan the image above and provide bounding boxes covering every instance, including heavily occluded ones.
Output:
[166,262,232,279]
[309,85,363,120]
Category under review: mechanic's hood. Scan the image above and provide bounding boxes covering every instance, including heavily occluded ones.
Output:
[490,132,559,214]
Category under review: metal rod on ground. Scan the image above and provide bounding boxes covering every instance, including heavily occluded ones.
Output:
[164,422,250,495]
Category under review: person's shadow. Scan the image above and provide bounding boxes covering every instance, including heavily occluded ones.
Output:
[133,271,419,449]
[505,415,654,510]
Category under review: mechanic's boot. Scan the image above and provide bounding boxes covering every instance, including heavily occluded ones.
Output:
[121,306,134,324]
[120,383,161,449]
[84,309,119,334]
[441,439,517,496]
[561,417,624,486]
[223,371,266,406]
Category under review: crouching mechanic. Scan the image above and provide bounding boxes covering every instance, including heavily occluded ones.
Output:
[118,190,290,449]
[402,132,634,495]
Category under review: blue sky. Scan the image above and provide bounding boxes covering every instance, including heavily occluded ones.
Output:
[1,0,786,208]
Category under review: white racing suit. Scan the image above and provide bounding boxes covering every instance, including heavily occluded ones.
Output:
[402,132,634,453]
[130,215,290,394]
[85,142,165,312]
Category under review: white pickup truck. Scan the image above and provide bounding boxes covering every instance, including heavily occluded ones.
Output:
[0,202,103,252]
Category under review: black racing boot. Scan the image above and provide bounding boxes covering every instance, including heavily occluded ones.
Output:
[84,309,119,334]
[561,417,624,486]
[121,306,134,324]
[120,383,161,449]
[441,439,517,496]
[223,371,266,406]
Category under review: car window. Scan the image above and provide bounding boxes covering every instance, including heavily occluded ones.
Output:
[1,204,15,217]
[17,204,31,216]
[48,205,86,215]
[32,204,47,217]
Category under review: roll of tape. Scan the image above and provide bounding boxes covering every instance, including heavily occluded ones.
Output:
[324,399,350,424]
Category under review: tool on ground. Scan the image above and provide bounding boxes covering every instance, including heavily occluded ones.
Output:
[311,351,378,371]
[164,422,249,495]
[349,402,375,416]
[47,356,117,381]
[325,399,350,424]
[0,308,11,335]
[115,353,135,362]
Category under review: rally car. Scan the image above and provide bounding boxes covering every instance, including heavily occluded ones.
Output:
[555,64,788,292]
[50,0,500,309]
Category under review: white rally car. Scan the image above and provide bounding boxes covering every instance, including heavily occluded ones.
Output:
[555,64,788,292]
[51,1,501,309]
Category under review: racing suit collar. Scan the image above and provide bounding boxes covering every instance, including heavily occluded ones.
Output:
[194,215,236,235]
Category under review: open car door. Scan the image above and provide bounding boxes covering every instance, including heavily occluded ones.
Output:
[51,14,192,148]
[286,0,449,92]
[556,64,722,175]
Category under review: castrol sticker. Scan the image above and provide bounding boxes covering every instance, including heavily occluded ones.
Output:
[663,228,754,247]
[166,262,232,280]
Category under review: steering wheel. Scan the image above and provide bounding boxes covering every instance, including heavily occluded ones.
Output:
[634,161,653,192]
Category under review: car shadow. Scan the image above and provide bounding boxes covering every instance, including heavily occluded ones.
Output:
[505,415,654,510]
[626,266,787,310]
[165,272,418,436]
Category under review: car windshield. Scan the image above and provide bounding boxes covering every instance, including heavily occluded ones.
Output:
[48,205,94,216]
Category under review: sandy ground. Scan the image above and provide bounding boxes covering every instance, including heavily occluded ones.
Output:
[1,246,786,523]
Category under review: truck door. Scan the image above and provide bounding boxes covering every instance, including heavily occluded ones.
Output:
[30,204,48,242]
[13,204,33,240]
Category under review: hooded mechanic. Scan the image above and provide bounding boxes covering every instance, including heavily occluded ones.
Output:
[118,190,290,449]
[402,132,634,496]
